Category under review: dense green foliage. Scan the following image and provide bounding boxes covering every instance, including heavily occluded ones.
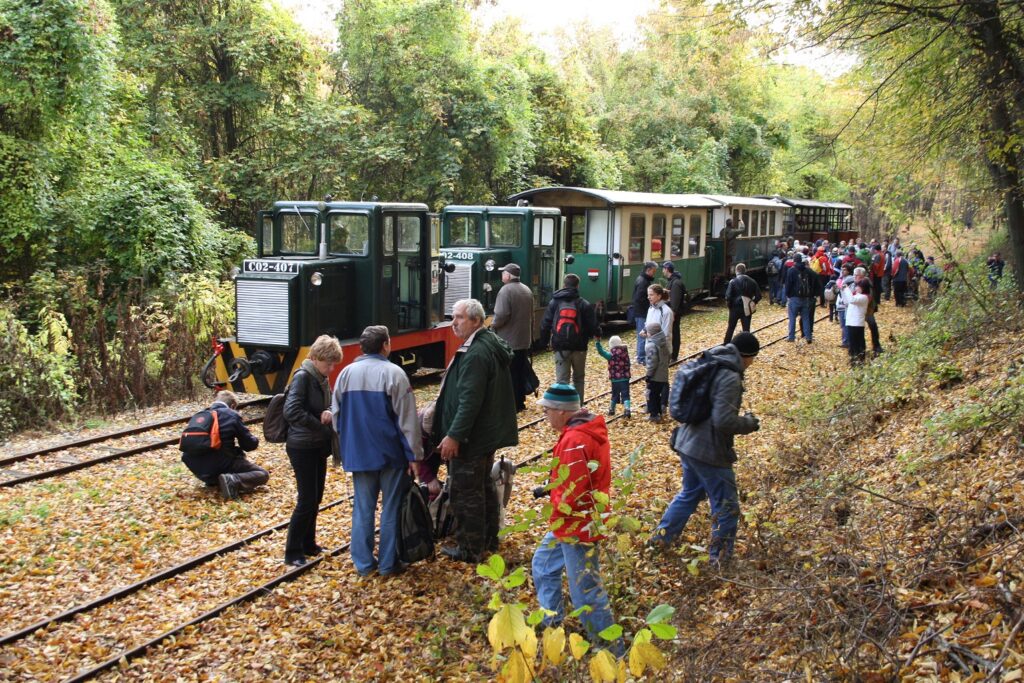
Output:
[2,0,1016,434]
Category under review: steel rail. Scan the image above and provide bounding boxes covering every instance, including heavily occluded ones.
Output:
[0,416,266,489]
[0,398,271,468]
[61,314,826,682]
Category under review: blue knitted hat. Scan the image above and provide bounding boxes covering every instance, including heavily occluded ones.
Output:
[537,383,580,411]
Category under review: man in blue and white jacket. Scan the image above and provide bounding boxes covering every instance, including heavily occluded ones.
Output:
[332,325,422,576]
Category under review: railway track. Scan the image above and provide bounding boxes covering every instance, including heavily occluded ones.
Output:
[1,311,825,682]
[0,372,446,489]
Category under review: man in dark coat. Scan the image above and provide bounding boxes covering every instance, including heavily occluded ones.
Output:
[435,298,519,563]
[662,261,687,360]
[491,263,535,411]
[631,261,657,365]
[539,274,599,403]
[180,390,268,500]
[723,263,760,344]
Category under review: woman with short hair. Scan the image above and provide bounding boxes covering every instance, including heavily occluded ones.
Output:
[283,335,342,567]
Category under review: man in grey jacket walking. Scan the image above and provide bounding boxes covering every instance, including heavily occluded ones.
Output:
[648,332,761,566]
[491,263,535,411]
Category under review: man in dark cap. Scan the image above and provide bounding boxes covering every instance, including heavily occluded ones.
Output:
[631,261,658,365]
[662,261,687,360]
[492,262,535,412]
[649,332,761,567]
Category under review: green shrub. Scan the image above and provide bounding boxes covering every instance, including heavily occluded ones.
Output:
[0,303,78,439]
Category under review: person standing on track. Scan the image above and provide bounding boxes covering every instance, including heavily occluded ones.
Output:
[631,261,658,366]
[283,335,342,567]
[539,273,599,403]
[663,261,687,360]
[491,263,535,412]
[785,253,816,344]
[180,390,269,500]
[723,263,760,344]
[332,325,422,577]
[434,299,518,563]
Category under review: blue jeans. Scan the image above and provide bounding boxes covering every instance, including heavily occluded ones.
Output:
[635,318,647,364]
[787,297,814,341]
[838,307,848,346]
[653,455,740,562]
[351,467,407,575]
[532,531,624,656]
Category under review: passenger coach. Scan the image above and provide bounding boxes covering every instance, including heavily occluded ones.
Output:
[207,200,459,393]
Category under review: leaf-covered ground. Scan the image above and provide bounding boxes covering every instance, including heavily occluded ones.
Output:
[4,295,1019,681]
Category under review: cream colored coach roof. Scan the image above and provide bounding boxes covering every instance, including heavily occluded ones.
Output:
[509,186,722,209]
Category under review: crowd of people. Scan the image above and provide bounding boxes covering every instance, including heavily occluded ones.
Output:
[176,238,933,649]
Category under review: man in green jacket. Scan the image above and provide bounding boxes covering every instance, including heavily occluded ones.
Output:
[435,298,519,563]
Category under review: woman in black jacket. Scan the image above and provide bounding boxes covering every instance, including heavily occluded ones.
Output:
[283,335,342,566]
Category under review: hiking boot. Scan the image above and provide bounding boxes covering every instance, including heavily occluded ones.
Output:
[218,473,240,500]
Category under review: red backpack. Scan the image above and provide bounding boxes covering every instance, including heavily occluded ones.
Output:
[551,300,583,349]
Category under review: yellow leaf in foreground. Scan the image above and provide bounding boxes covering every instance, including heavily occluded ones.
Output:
[588,649,618,682]
[499,649,533,683]
[542,626,566,667]
[570,632,590,660]
[629,641,666,676]
[488,604,537,660]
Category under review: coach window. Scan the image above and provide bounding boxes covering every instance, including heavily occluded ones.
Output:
[651,214,666,261]
[688,214,702,257]
[490,214,520,247]
[281,212,317,253]
[329,214,368,255]
[628,214,645,263]
[671,215,685,258]
[570,214,586,253]
[760,210,768,236]
[449,214,480,246]
[740,209,750,236]
[769,211,777,235]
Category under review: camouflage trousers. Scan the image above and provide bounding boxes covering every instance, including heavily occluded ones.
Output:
[449,451,499,559]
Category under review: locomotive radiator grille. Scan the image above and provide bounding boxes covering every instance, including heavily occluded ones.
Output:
[444,263,473,316]
[237,280,291,347]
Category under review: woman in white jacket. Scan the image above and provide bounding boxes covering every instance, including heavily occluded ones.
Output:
[840,278,870,365]
[643,284,674,352]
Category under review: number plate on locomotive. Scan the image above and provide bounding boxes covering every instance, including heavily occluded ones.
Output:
[243,260,299,274]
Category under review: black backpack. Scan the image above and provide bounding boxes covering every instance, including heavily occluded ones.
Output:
[398,478,435,563]
[669,353,723,424]
[766,257,780,276]
[796,268,815,298]
[262,393,288,443]
[551,299,583,349]
[179,408,222,454]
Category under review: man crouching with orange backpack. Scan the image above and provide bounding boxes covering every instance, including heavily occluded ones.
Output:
[180,390,269,500]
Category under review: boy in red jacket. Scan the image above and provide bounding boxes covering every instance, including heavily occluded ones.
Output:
[531,383,624,655]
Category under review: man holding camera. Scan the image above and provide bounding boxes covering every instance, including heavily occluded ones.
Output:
[530,383,623,655]
[648,332,762,568]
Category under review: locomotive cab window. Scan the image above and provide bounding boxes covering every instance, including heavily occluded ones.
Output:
[628,214,645,262]
[533,217,555,246]
[329,214,369,255]
[449,214,481,247]
[398,215,420,251]
[281,212,318,253]
[490,215,520,247]
[261,215,273,256]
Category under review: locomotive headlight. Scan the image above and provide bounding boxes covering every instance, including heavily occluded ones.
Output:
[229,266,240,280]
[311,271,323,287]
[484,259,496,272]
[483,283,493,293]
